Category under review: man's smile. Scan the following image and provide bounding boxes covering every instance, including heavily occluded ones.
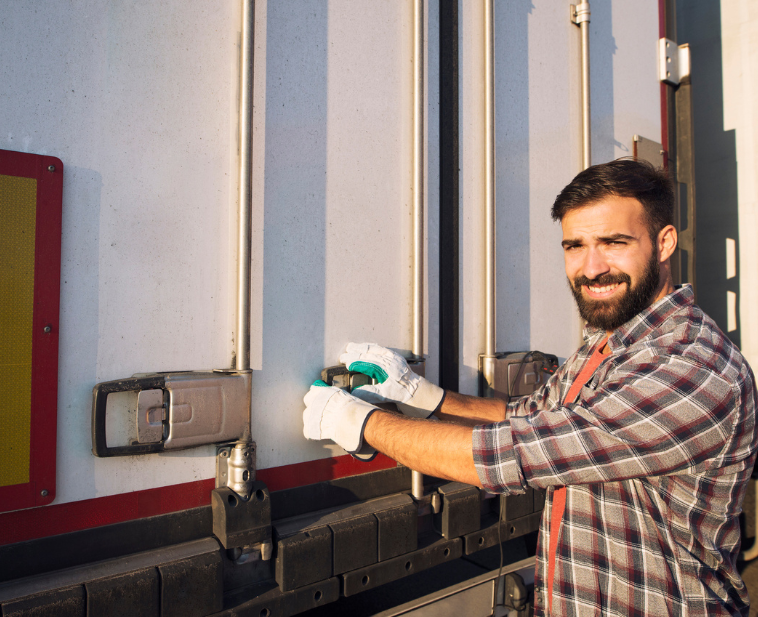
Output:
[584,282,625,298]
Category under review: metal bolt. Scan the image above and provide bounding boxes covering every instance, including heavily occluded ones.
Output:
[260,541,273,561]
[40,489,49,497]
[220,450,229,458]
[47,165,55,172]
[43,325,52,333]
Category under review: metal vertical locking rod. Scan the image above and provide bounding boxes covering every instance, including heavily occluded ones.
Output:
[572,2,592,170]
[227,0,256,498]
[571,2,591,346]
[411,0,425,501]
[481,0,497,398]
[211,5,269,559]
[237,0,254,373]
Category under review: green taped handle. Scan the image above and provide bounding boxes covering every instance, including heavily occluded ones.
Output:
[347,361,388,384]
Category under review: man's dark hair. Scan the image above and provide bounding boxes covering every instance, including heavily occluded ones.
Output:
[551,158,675,238]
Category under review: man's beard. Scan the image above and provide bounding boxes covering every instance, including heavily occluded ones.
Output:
[569,252,661,332]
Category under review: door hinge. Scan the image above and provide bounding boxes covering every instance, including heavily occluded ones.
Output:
[659,38,691,86]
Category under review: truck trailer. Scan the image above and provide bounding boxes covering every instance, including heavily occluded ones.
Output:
[2,1,748,615]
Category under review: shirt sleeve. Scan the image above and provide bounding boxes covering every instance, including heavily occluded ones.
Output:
[505,360,567,420]
[473,353,741,494]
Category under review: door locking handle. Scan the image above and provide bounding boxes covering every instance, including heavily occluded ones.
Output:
[92,370,251,457]
[320,356,426,391]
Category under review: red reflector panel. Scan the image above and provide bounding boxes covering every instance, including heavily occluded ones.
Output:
[0,149,62,513]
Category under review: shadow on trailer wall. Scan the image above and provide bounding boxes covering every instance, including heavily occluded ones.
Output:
[676,0,740,345]
[674,0,758,597]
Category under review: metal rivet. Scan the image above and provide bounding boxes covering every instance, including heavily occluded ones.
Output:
[40,489,49,497]
[43,325,52,333]
[221,450,229,458]
[47,165,55,172]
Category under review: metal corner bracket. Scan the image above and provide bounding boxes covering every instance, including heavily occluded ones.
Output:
[659,38,691,86]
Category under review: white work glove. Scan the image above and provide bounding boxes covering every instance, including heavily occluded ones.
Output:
[303,381,378,461]
[339,342,445,419]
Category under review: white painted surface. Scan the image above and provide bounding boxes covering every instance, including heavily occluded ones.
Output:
[2,0,661,507]
[458,0,661,395]
[249,0,440,470]
[459,0,487,394]
[722,0,758,366]
[728,291,738,333]
[2,1,239,503]
[727,238,737,279]
[3,0,440,504]
[597,1,661,162]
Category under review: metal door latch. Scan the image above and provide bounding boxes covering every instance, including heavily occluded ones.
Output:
[479,351,558,401]
[320,365,372,391]
[321,356,426,392]
[92,370,251,457]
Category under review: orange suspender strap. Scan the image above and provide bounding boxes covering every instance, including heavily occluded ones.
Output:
[547,335,609,615]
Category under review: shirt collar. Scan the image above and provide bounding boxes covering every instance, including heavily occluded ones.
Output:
[582,284,694,353]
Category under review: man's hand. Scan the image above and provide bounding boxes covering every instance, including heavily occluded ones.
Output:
[339,342,445,418]
[302,381,378,459]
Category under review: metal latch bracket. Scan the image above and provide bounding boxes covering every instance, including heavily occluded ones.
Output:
[659,38,691,86]
[216,442,256,497]
[570,3,591,25]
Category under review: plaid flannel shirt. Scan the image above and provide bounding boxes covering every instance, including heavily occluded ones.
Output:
[473,286,757,616]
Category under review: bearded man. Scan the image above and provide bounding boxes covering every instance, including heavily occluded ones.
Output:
[303,159,757,616]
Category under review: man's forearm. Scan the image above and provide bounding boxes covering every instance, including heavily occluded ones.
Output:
[363,410,481,486]
[434,391,506,425]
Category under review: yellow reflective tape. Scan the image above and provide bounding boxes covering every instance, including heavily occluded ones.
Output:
[0,173,36,487]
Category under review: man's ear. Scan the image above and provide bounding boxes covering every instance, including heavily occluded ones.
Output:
[657,225,677,263]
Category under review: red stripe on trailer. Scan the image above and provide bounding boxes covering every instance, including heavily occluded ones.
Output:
[660,83,669,169]
[258,452,397,492]
[658,0,670,168]
[0,478,215,545]
[0,454,397,545]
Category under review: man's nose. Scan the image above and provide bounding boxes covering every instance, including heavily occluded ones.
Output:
[582,248,610,281]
